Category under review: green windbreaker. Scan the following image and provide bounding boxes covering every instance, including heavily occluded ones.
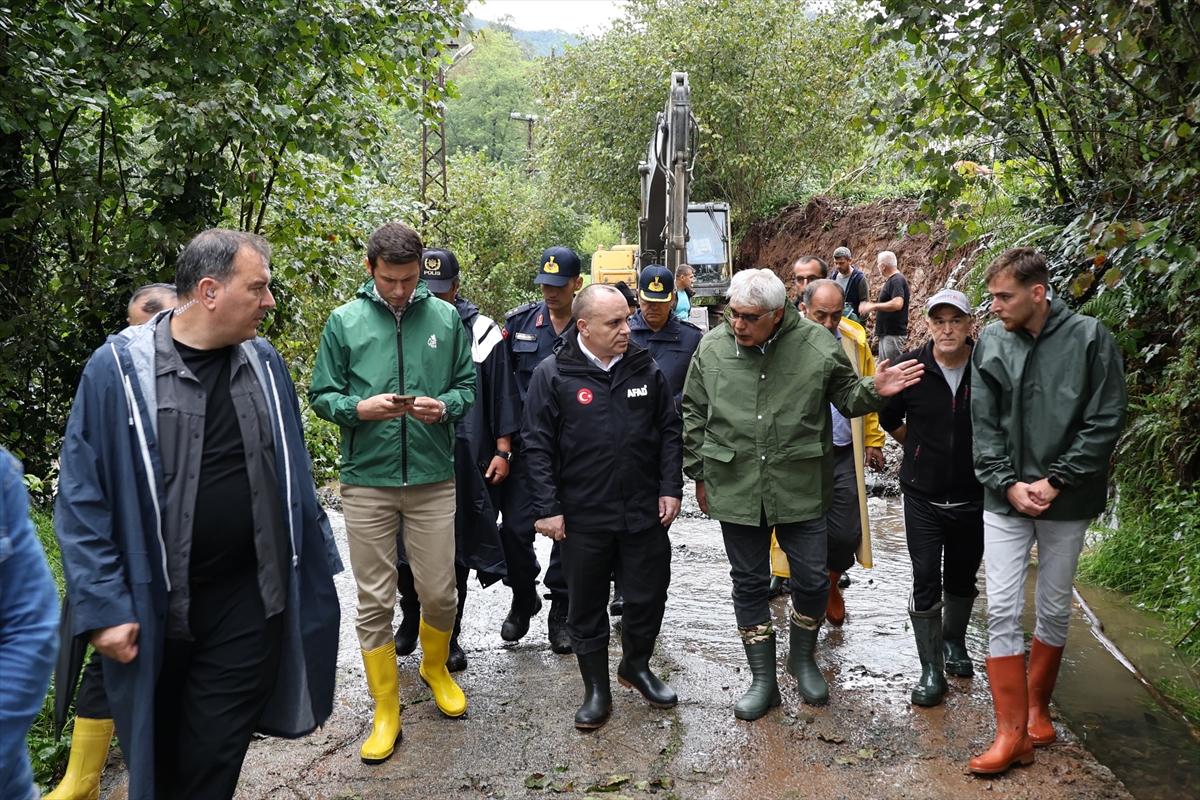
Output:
[681,304,887,526]
[971,297,1127,520]
[309,279,475,487]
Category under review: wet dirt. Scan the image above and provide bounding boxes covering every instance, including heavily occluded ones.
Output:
[735,195,983,349]
[96,496,1149,800]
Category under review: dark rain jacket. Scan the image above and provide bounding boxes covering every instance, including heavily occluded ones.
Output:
[520,326,683,534]
[971,298,1127,519]
[880,339,983,504]
[628,310,704,409]
[54,320,343,800]
[681,303,888,526]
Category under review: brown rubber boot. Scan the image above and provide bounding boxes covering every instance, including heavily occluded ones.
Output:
[825,570,845,626]
[969,654,1035,775]
[1027,637,1065,746]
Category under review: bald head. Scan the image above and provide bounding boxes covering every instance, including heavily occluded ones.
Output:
[572,283,624,322]
[574,284,632,363]
[800,279,844,334]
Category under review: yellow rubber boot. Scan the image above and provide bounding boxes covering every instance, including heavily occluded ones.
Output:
[419,618,467,717]
[44,717,113,800]
[360,643,402,763]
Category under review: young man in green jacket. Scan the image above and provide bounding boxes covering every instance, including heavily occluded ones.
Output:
[309,222,476,764]
[968,248,1127,775]
[681,269,923,719]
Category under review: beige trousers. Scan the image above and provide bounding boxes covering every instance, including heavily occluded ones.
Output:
[341,480,458,650]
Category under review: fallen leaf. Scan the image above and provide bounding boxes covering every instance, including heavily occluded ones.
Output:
[649,778,675,789]
[553,765,569,773]
[834,756,858,765]
[817,733,845,744]
[549,781,574,793]
[857,748,877,759]
[526,773,552,789]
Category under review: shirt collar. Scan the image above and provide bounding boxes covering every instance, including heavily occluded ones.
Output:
[577,335,622,372]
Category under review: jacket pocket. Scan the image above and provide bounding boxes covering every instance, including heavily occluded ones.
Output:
[783,442,825,460]
[700,440,735,462]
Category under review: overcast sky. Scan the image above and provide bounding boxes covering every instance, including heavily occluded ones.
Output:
[471,0,624,34]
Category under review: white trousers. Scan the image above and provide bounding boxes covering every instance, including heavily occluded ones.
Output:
[983,511,1090,657]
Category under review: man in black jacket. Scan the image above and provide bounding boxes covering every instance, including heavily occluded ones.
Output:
[880,289,984,709]
[521,284,684,731]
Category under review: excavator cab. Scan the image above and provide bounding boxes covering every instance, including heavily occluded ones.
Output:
[685,202,732,298]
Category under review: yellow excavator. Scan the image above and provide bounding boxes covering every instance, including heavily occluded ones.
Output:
[592,72,732,326]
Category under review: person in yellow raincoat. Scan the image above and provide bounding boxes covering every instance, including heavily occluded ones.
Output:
[773,261,886,624]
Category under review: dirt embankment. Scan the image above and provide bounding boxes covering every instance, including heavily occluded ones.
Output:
[736,196,983,351]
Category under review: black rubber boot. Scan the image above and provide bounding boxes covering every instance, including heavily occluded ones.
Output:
[446,564,469,673]
[942,592,976,678]
[609,584,624,617]
[393,562,420,656]
[768,575,786,597]
[910,599,947,706]
[734,633,781,720]
[501,585,542,642]
[548,598,573,654]
[785,614,829,705]
[617,629,677,708]
[574,651,612,730]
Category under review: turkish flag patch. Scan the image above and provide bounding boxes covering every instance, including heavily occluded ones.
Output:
[576,388,593,405]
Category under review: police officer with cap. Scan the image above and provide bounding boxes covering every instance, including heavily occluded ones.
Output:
[629,265,704,410]
[500,246,584,653]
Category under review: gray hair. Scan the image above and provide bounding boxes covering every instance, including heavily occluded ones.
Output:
[832,246,851,259]
[127,283,177,317]
[572,283,624,322]
[877,250,898,269]
[175,229,271,297]
[801,278,844,308]
[727,269,787,311]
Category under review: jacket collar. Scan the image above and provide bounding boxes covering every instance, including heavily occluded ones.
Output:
[357,277,431,308]
[555,322,650,374]
[454,295,479,328]
[629,310,680,337]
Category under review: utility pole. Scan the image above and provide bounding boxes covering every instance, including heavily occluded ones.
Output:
[508,112,538,170]
[421,42,474,240]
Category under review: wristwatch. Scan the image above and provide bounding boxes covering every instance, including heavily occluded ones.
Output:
[495,450,513,463]
[1047,473,1066,491]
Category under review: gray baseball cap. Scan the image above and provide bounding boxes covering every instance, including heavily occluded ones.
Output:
[925,288,972,316]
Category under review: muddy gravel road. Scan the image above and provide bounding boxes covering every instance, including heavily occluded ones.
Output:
[97,496,1137,800]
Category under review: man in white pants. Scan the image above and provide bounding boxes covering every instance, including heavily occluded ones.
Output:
[968,248,1127,775]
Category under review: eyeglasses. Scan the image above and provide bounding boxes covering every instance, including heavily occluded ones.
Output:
[723,308,770,324]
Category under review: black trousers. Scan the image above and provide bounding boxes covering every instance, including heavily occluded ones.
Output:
[903,495,985,611]
[826,446,862,573]
[559,524,671,655]
[154,571,284,799]
[499,443,567,600]
[75,650,112,719]
[723,510,830,626]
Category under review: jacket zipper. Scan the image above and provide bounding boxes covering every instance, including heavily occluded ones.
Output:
[397,317,408,486]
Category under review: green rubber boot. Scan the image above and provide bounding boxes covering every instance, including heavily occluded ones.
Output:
[942,592,976,678]
[785,612,829,705]
[910,599,947,707]
[734,626,781,721]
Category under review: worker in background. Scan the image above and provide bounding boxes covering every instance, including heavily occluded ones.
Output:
[392,249,520,673]
[674,264,694,320]
[880,289,984,709]
[46,284,180,800]
[501,248,585,654]
[521,284,682,730]
[830,247,868,324]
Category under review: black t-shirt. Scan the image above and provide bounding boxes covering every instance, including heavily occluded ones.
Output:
[876,272,910,337]
[174,341,257,583]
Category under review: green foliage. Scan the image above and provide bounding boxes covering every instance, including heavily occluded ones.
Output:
[27,507,69,791]
[534,0,869,233]
[445,29,536,164]
[0,0,466,477]
[577,218,626,273]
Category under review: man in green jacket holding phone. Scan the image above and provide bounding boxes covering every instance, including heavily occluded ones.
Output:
[310,222,475,764]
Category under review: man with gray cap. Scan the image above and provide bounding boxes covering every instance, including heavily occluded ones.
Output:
[880,288,984,710]
[831,247,868,322]
[501,247,585,653]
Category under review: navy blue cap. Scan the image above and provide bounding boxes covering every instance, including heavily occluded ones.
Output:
[638,265,675,302]
[534,247,582,286]
[614,281,637,307]
[420,248,459,294]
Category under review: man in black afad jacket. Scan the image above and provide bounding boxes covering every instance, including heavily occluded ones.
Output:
[521,283,684,731]
[880,289,984,710]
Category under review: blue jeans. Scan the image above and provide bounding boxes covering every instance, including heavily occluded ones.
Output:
[0,448,59,800]
[721,513,830,626]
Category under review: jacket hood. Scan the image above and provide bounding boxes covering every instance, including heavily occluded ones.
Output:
[1040,296,1073,337]
[356,277,432,307]
[454,295,480,328]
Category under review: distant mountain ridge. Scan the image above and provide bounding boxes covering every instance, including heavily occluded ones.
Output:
[465,14,580,57]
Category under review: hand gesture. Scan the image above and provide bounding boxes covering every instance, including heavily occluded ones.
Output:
[873,358,924,397]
